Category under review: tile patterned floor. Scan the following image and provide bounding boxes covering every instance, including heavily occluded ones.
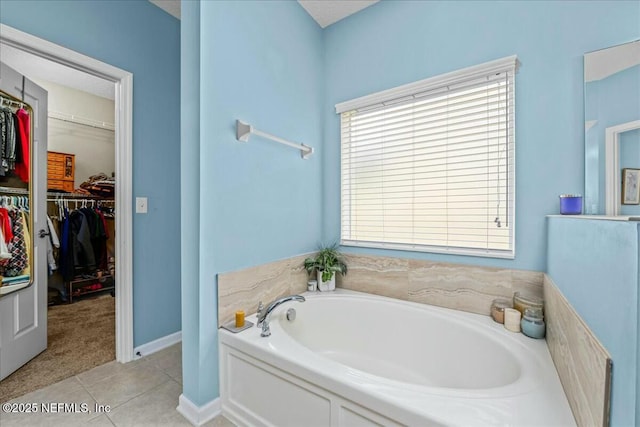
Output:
[0,344,234,427]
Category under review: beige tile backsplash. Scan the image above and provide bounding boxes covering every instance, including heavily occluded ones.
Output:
[217,254,308,326]
[217,252,543,325]
[339,254,543,316]
[337,254,410,300]
[544,275,611,427]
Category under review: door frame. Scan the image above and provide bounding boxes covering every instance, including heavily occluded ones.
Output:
[0,24,135,362]
[605,119,640,216]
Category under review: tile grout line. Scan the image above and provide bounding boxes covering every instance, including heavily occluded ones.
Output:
[76,359,139,389]
[77,374,109,423]
[2,352,181,426]
[104,373,175,425]
[79,362,171,423]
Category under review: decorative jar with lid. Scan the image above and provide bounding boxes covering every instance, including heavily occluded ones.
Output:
[490,298,511,324]
[521,307,545,339]
[513,292,544,316]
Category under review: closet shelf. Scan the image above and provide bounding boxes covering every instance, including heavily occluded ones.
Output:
[67,273,114,303]
[0,185,114,200]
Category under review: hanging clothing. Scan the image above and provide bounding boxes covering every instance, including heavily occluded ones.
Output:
[0,207,14,243]
[0,108,14,177]
[0,97,30,183]
[0,108,19,176]
[59,208,73,281]
[69,209,96,272]
[1,209,29,277]
[79,207,107,270]
[14,108,30,183]
[21,210,31,276]
[46,215,60,272]
[53,202,116,281]
[0,228,11,260]
[95,209,109,269]
[7,110,19,171]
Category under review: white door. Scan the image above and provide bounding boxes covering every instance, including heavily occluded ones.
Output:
[0,62,48,380]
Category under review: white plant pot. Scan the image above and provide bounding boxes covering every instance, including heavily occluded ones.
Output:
[317,270,336,292]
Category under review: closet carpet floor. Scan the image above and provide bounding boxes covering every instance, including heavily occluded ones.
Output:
[0,294,115,402]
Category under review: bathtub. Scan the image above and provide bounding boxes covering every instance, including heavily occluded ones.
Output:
[219,289,575,426]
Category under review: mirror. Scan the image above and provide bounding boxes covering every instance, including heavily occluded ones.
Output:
[584,40,640,215]
[0,89,34,295]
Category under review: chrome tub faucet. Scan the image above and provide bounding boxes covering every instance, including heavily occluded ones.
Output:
[256,295,305,337]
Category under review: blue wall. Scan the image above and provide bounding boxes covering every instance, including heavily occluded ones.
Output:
[202,0,323,273]
[181,0,323,406]
[180,0,206,407]
[323,0,640,272]
[0,1,182,347]
[547,217,639,426]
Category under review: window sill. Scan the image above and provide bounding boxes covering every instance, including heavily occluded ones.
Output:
[341,240,515,260]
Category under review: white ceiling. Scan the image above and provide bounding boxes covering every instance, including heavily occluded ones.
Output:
[148,0,379,28]
[0,43,114,100]
[297,1,378,28]
[149,0,181,19]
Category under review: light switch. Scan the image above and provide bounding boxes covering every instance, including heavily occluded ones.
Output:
[136,197,148,214]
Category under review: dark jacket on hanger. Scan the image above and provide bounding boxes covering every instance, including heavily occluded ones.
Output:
[69,210,95,271]
[80,207,107,269]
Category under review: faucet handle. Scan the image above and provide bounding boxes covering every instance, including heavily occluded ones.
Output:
[256,301,264,326]
[260,320,271,337]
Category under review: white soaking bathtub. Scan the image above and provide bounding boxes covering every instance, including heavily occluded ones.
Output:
[219,289,575,427]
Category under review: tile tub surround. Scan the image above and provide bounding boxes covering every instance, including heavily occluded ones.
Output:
[217,252,543,326]
[544,275,612,427]
[217,254,309,326]
[338,254,543,316]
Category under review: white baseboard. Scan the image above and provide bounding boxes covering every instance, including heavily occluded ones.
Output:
[177,394,221,426]
[133,331,181,359]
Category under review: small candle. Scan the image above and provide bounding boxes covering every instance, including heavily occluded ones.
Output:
[307,280,317,292]
[504,308,521,333]
[521,307,546,339]
[235,310,245,328]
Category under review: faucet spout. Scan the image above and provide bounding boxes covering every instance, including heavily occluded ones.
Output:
[257,295,305,337]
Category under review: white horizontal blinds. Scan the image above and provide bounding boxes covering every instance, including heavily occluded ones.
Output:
[341,65,515,257]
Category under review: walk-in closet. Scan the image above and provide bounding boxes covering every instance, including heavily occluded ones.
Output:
[0,51,117,401]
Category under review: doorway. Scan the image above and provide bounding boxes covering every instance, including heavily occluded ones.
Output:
[0,24,133,375]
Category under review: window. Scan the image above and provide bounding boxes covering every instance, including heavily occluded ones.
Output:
[337,56,517,258]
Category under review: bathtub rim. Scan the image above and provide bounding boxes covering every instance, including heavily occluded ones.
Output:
[273,289,543,394]
[219,289,575,426]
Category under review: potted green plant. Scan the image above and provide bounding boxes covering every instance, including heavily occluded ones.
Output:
[304,245,348,292]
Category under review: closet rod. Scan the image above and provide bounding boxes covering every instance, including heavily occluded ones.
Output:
[236,120,313,159]
[47,198,114,203]
[49,111,115,131]
[0,186,111,199]
[46,191,106,199]
[0,90,31,112]
[0,97,26,109]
